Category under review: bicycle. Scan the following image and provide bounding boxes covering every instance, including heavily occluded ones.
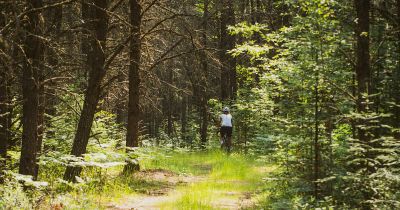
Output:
[220,131,231,153]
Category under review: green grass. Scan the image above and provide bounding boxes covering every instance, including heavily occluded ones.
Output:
[141,149,273,209]
[37,148,275,209]
[138,148,218,175]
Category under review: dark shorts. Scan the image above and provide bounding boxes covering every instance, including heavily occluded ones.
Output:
[220,126,232,137]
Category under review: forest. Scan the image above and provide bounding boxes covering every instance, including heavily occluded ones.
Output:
[0,0,399,209]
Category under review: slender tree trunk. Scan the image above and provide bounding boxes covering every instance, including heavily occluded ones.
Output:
[64,0,108,182]
[0,6,10,182]
[181,96,188,144]
[154,113,160,139]
[0,65,8,183]
[167,106,173,137]
[351,73,357,139]
[166,64,174,137]
[123,0,141,173]
[313,49,320,200]
[394,0,400,140]
[199,0,209,148]
[326,119,334,195]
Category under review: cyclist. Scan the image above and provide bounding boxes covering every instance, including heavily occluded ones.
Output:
[219,107,233,152]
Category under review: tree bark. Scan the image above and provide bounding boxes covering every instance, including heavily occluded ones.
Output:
[181,96,188,144]
[64,0,108,182]
[19,0,45,179]
[123,0,141,173]
[0,5,11,182]
[313,49,320,200]
[394,0,400,140]
[199,0,209,148]
[354,0,372,207]
[166,64,174,137]
[0,63,8,183]
[220,0,236,101]
[355,0,371,140]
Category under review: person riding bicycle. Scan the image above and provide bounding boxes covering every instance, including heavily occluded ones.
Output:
[219,107,233,152]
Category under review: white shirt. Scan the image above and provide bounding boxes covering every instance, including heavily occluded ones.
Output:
[220,113,232,127]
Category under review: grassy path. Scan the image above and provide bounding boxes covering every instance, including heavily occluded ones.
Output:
[107,149,275,210]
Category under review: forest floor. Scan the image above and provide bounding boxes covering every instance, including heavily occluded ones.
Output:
[101,149,276,210]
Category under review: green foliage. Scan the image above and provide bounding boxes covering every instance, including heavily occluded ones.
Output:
[0,179,33,209]
[0,172,48,209]
[44,92,125,155]
[229,0,400,208]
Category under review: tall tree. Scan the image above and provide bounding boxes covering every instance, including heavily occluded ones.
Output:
[123,0,141,173]
[220,0,236,101]
[64,0,109,181]
[354,0,373,207]
[199,0,209,148]
[0,59,8,182]
[354,0,371,144]
[19,0,45,179]
[0,9,10,181]
[394,0,400,140]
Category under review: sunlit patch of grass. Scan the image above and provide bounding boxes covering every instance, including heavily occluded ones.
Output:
[150,149,273,209]
[160,182,215,210]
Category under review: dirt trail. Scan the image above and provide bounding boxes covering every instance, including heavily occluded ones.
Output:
[107,169,206,210]
[106,168,258,210]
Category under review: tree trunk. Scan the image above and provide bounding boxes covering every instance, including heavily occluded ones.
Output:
[166,64,174,137]
[326,119,334,196]
[394,0,400,140]
[199,0,209,148]
[19,0,44,179]
[181,96,188,144]
[313,49,320,200]
[354,0,372,207]
[123,0,141,174]
[64,0,108,182]
[355,0,371,141]
[0,63,8,183]
[0,5,10,182]
[220,0,236,101]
